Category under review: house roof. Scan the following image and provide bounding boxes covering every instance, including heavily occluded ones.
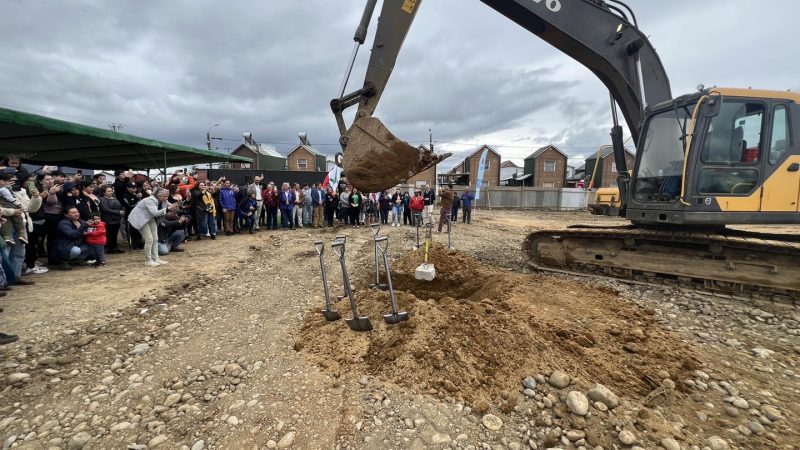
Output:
[501,173,532,182]
[234,142,284,159]
[286,144,324,158]
[524,144,568,160]
[500,160,520,168]
[0,106,251,169]
[447,144,499,173]
[585,145,635,161]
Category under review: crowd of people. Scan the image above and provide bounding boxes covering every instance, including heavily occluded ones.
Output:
[0,158,477,345]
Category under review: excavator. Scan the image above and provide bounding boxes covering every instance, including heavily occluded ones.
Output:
[330,0,800,301]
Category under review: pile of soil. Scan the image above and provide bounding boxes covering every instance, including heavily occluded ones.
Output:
[297,245,702,410]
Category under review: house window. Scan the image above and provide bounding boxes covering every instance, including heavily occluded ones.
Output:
[542,182,555,188]
[484,160,491,170]
[544,160,556,172]
[611,162,617,173]
[297,158,308,169]
[416,180,427,188]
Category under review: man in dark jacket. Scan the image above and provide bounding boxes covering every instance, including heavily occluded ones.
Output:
[461,188,475,224]
[157,212,187,255]
[279,183,295,229]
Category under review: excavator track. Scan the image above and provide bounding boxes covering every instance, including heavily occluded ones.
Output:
[522,226,800,305]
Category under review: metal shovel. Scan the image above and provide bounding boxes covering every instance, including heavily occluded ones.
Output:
[446,215,453,249]
[369,224,387,290]
[413,213,422,250]
[314,241,341,322]
[333,235,348,300]
[375,236,409,324]
[331,240,373,332]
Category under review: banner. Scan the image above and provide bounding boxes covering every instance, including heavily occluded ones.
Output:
[473,148,489,199]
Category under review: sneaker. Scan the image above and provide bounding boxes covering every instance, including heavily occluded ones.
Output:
[60,263,73,271]
[154,259,168,265]
[4,240,15,246]
[0,333,19,345]
[210,234,216,240]
[14,278,35,286]
[111,248,126,254]
[86,259,97,265]
[144,261,159,267]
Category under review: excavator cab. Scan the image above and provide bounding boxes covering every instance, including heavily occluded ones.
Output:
[628,87,800,226]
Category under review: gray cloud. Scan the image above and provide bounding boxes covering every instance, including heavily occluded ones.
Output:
[2,0,798,171]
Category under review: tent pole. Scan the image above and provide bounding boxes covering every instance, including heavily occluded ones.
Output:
[163,148,167,184]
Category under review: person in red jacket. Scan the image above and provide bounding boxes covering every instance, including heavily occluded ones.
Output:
[409,190,425,227]
[84,212,108,267]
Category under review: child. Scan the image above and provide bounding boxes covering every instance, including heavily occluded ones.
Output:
[83,212,107,266]
[0,172,28,245]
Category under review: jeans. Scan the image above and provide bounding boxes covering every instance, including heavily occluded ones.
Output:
[303,204,314,225]
[340,206,350,225]
[2,238,25,279]
[158,230,185,255]
[25,221,44,269]
[266,206,278,229]
[392,205,403,225]
[462,206,472,224]
[403,207,412,225]
[68,244,89,261]
[380,209,389,224]
[88,244,106,263]
[324,207,335,226]
[198,213,217,236]
[280,208,293,228]
[138,219,159,262]
[451,207,459,223]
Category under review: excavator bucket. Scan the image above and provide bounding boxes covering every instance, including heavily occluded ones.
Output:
[343,116,450,192]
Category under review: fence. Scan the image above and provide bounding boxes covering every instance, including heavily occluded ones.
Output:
[397,185,593,210]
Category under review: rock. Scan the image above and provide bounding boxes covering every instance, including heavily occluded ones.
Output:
[266,441,277,449]
[618,430,636,445]
[747,421,765,434]
[593,401,608,412]
[110,421,132,432]
[587,384,619,409]
[3,435,17,450]
[660,438,680,450]
[548,370,570,388]
[522,377,537,390]
[731,397,749,409]
[191,440,205,450]
[164,393,182,407]
[130,343,150,355]
[566,391,589,416]
[523,389,536,398]
[751,347,774,358]
[227,416,239,426]
[37,356,57,366]
[277,431,296,448]
[430,433,451,445]
[706,436,729,450]
[225,363,243,377]
[7,373,30,383]
[566,430,585,441]
[67,432,92,450]
[762,405,783,421]
[481,414,503,431]
[76,335,95,347]
[165,323,182,331]
[148,434,168,448]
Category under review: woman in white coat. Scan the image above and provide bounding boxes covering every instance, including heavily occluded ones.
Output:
[128,188,177,266]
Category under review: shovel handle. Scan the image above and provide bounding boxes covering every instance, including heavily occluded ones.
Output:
[331,241,345,259]
[370,223,380,237]
[375,235,389,254]
[314,240,324,256]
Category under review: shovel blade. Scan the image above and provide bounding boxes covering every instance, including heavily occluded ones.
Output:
[346,316,373,332]
[321,309,341,322]
[343,116,450,192]
[383,311,409,325]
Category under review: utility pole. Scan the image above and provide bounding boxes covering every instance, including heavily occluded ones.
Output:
[109,123,123,132]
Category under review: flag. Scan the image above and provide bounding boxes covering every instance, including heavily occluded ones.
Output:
[322,164,342,189]
[474,148,489,200]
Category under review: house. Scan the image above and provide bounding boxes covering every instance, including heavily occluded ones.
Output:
[230,133,286,171]
[523,145,568,188]
[285,133,327,172]
[499,160,524,186]
[566,164,586,188]
[404,145,438,189]
[584,145,635,188]
[437,145,501,187]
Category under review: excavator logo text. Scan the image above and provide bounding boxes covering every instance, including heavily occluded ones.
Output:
[531,0,562,13]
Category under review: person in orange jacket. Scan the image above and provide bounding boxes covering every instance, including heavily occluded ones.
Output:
[83,212,107,266]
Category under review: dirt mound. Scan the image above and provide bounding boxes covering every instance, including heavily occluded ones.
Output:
[297,247,702,410]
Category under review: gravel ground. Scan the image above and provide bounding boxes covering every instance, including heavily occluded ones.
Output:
[0,209,797,450]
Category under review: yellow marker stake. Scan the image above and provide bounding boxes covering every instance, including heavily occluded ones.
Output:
[424,240,430,264]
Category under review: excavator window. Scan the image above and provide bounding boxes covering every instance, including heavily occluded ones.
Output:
[701,101,765,164]
[633,105,690,202]
[769,105,790,164]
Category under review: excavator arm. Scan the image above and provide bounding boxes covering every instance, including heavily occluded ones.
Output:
[331,0,672,192]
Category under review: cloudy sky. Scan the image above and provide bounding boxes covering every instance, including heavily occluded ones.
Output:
[2,0,798,172]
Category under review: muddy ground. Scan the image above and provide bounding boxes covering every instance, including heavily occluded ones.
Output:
[0,210,798,450]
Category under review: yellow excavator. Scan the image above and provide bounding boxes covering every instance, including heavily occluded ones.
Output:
[330,0,800,301]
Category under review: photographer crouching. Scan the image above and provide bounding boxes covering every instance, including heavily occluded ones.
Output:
[157,211,188,256]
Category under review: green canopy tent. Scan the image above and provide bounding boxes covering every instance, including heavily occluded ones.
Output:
[0,106,251,173]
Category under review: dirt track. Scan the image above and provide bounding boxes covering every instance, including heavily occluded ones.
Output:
[0,210,798,450]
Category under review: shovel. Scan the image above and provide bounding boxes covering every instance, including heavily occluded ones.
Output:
[331,240,373,332]
[413,212,422,250]
[368,224,387,290]
[375,236,409,324]
[333,235,348,300]
[314,241,341,322]
[446,215,453,250]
